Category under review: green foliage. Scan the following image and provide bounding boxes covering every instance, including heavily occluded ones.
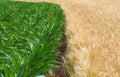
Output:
[0,1,64,77]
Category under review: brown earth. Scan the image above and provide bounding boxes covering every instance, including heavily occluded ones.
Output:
[20,0,120,77]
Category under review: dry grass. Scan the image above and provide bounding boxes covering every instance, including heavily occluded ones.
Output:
[20,0,120,77]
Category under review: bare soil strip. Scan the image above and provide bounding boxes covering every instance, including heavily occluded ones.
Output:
[21,0,120,77]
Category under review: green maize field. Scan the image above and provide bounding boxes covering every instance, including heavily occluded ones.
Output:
[0,0,65,77]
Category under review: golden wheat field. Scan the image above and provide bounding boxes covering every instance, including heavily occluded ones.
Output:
[21,0,120,77]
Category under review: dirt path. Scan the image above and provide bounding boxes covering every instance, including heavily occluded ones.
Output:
[21,0,120,77]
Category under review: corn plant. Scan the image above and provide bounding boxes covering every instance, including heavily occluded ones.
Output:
[0,0,65,77]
